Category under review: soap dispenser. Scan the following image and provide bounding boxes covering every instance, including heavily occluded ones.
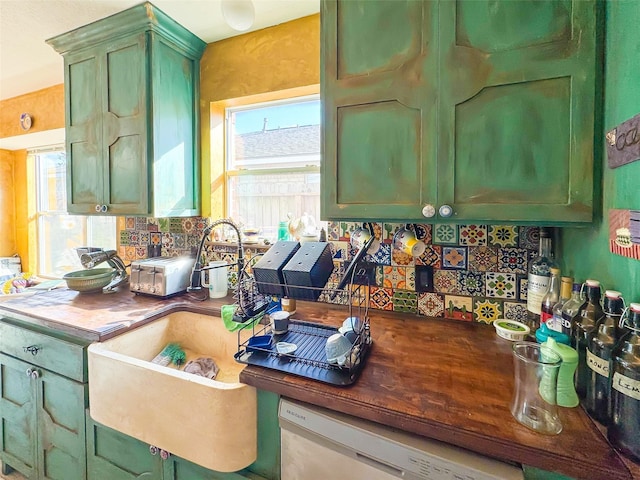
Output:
[543,337,579,408]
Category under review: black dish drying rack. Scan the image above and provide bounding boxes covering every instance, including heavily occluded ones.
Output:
[232,269,372,386]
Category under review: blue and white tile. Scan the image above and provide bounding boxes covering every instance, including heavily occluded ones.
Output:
[497,248,528,274]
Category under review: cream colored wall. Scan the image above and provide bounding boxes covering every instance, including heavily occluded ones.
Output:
[200,14,320,218]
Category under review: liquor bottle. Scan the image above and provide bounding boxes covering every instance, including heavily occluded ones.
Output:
[573,279,605,399]
[608,303,640,462]
[585,290,624,425]
[551,276,573,333]
[561,282,586,339]
[526,227,558,331]
[540,267,561,330]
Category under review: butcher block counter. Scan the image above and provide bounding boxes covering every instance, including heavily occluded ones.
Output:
[0,287,638,480]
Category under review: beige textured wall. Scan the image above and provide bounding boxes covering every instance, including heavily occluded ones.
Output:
[200,14,320,218]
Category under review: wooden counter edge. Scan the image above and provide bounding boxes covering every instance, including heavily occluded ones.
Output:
[240,366,637,480]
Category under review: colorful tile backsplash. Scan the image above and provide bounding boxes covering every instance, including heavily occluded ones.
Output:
[118,217,539,324]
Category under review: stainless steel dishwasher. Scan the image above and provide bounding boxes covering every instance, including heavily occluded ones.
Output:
[279,398,524,480]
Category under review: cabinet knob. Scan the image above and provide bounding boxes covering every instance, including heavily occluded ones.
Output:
[439,204,453,218]
[95,204,102,213]
[160,449,170,460]
[149,445,158,456]
[101,204,108,213]
[25,368,33,378]
[421,204,436,218]
[30,369,40,380]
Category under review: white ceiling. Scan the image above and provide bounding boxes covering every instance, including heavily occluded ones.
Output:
[0,0,320,101]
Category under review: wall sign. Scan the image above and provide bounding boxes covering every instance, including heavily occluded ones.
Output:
[609,209,640,260]
[606,113,640,168]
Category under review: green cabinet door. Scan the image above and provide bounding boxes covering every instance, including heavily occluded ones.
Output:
[321,0,599,224]
[437,0,597,223]
[0,353,37,478]
[321,0,438,220]
[0,353,87,480]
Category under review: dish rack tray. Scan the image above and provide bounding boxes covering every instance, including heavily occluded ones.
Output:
[234,281,371,386]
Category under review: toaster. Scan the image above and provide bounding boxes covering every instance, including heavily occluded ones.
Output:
[130,256,195,298]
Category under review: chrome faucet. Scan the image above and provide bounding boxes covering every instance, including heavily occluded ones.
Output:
[187,218,244,293]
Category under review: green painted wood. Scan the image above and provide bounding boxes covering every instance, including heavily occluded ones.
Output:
[47,2,205,217]
[86,412,161,480]
[0,322,86,383]
[437,0,597,223]
[36,368,87,480]
[246,390,280,479]
[166,456,254,480]
[0,353,37,479]
[321,0,438,220]
[321,0,598,224]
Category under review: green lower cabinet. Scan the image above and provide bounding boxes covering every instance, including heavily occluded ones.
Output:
[86,409,273,480]
[0,352,87,480]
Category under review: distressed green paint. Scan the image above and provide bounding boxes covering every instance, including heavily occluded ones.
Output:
[47,2,205,217]
[560,0,640,302]
[322,0,598,224]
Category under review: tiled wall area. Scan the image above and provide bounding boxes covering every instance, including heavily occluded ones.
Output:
[118,217,539,324]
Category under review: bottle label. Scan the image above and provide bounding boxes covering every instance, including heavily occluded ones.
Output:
[612,372,640,401]
[550,312,563,332]
[527,274,549,315]
[540,311,553,326]
[587,350,609,377]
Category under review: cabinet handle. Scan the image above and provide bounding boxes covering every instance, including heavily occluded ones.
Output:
[149,445,158,456]
[439,204,453,218]
[95,204,102,213]
[30,369,40,380]
[23,345,41,356]
[25,368,33,377]
[101,204,108,213]
[160,449,170,460]
[421,204,436,218]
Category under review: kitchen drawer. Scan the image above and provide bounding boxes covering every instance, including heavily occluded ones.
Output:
[0,321,86,382]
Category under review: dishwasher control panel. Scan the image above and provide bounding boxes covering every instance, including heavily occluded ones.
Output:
[279,399,523,480]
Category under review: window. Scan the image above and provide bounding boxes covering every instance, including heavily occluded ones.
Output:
[32,148,116,278]
[225,95,322,240]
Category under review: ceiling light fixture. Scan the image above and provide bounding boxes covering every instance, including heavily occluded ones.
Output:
[221,0,255,32]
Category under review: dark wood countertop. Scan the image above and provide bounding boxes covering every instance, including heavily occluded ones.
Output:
[239,302,640,480]
[1,287,637,479]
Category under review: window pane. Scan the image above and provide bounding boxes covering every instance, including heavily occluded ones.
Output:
[227,172,321,237]
[37,151,66,211]
[38,214,85,277]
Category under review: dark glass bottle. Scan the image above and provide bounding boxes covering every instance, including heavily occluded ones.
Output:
[608,303,640,462]
[585,290,624,425]
[573,279,604,399]
[561,283,585,338]
[526,227,558,332]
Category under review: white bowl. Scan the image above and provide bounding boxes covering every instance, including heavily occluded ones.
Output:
[494,319,530,341]
[325,333,352,364]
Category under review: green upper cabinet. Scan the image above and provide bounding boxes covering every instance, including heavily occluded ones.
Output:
[321,0,599,224]
[47,2,206,217]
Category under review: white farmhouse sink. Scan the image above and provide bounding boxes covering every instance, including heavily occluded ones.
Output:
[88,311,256,472]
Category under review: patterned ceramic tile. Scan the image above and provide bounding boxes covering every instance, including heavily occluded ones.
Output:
[162,232,175,249]
[124,246,137,262]
[434,270,459,294]
[339,222,359,241]
[159,218,170,232]
[413,224,432,244]
[444,295,473,321]
[441,247,467,270]
[125,217,136,230]
[330,241,349,261]
[374,265,384,287]
[457,271,485,297]
[416,245,442,268]
[382,266,407,289]
[485,272,517,299]
[370,243,391,266]
[181,218,196,234]
[418,293,445,317]
[135,246,147,259]
[458,225,487,246]
[382,223,401,244]
[147,222,159,232]
[489,225,519,248]
[173,233,187,249]
[504,302,529,322]
[405,267,416,291]
[186,234,200,248]
[518,276,528,301]
[169,218,184,233]
[497,248,528,274]
[129,231,141,246]
[468,246,497,272]
[392,291,418,313]
[391,248,415,267]
[119,230,131,246]
[433,224,458,245]
[139,232,150,246]
[135,217,148,231]
[327,221,340,241]
[473,299,503,324]
[519,226,540,250]
[370,287,393,311]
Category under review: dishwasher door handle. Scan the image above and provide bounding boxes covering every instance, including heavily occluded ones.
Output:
[355,452,405,477]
